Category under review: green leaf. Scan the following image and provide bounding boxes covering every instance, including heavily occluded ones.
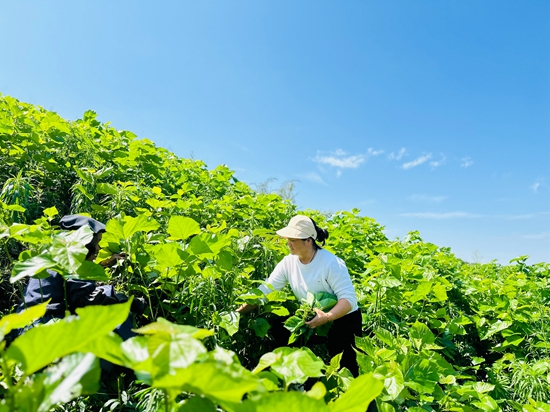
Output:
[153,242,184,269]
[235,391,329,412]
[6,300,132,374]
[432,283,448,301]
[167,216,201,240]
[409,321,435,350]
[96,183,117,195]
[157,361,260,404]
[374,361,404,400]
[268,347,325,387]
[374,328,396,348]
[217,311,240,336]
[43,206,59,218]
[409,281,433,303]
[134,318,214,340]
[178,396,217,412]
[75,260,108,281]
[37,352,100,412]
[0,302,48,339]
[328,373,383,412]
[481,320,513,340]
[251,318,271,338]
[51,226,93,274]
[11,253,58,283]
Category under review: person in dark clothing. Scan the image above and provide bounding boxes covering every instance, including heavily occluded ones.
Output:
[17,214,145,340]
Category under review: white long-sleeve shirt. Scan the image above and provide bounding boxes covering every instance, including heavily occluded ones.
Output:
[259,248,358,313]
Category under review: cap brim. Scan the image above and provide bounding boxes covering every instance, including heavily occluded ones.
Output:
[276,227,310,239]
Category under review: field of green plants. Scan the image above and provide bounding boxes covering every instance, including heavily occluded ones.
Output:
[0,94,549,411]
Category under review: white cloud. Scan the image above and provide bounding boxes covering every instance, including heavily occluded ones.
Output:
[313,149,366,169]
[409,194,448,203]
[531,182,540,193]
[461,157,473,168]
[388,148,406,160]
[401,211,482,219]
[430,155,446,169]
[367,148,384,157]
[402,153,432,170]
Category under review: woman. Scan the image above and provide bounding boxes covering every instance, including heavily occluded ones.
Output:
[238,214,362,377]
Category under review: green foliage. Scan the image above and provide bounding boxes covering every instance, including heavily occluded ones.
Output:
[1,94,549,411]
[284,292,338,344]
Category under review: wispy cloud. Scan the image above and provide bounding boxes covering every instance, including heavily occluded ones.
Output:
[530,178,547,193]
[402,153,432,170]
[500,211,550,220]
[313,149,366,169]
[401,211,482,219]
[461,157,473,168]
[388,148,406,160]
[367,148,384,157]
[522,232,550,240]
[312,147,385,175]
[301,172,327,185]
[430,155,446,169]
[408,194,448,203]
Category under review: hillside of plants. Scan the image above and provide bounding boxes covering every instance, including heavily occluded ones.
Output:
[0,94,549,412]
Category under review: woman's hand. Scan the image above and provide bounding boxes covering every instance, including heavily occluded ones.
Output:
[305,308,332,328]
[100,252,128,268]
[305,298,352,328]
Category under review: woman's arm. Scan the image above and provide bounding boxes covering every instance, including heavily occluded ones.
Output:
[237,303,258,314]
[305,298,352,328]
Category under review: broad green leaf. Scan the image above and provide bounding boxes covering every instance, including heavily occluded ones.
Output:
[37,352,100,412]
[329,373,383,412]
[11,253,58,283]
[268,347,325,387]
[153,242,184,269]
[43,206,59,218]
[105,214,159,240]
[375,328,396,348]
[432,283,448,301]
[235,391,329,412]
[409,281,433,303]
[409,321,435,350]
[6,300,131,374]
[134,318,214,340]
[307,381,326,399]
[251,318,271,338]
[75,260,108,281]
[253,352,279,374]
[167,216,201,240]
[78,332,126,367]
[0,302,48,339]
[147,332,208,381]
[481,320,512,340]
[178,396,217,412]
[156,361,260,403]
[96,183,118,195]
[374,361,404,400]
[217,311,240,336]
[51,226,93,274]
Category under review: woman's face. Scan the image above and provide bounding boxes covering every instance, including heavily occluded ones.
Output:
[85,232,103,261]
[285,237,312,256]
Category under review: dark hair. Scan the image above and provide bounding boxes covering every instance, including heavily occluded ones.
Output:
[309,218,329,248]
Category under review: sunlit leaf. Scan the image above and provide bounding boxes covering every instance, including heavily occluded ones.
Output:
[167,216,201,240]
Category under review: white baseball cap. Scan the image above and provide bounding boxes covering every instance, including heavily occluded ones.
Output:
[276,215,317,239]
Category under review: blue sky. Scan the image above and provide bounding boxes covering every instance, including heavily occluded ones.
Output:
[1,1,549,264]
